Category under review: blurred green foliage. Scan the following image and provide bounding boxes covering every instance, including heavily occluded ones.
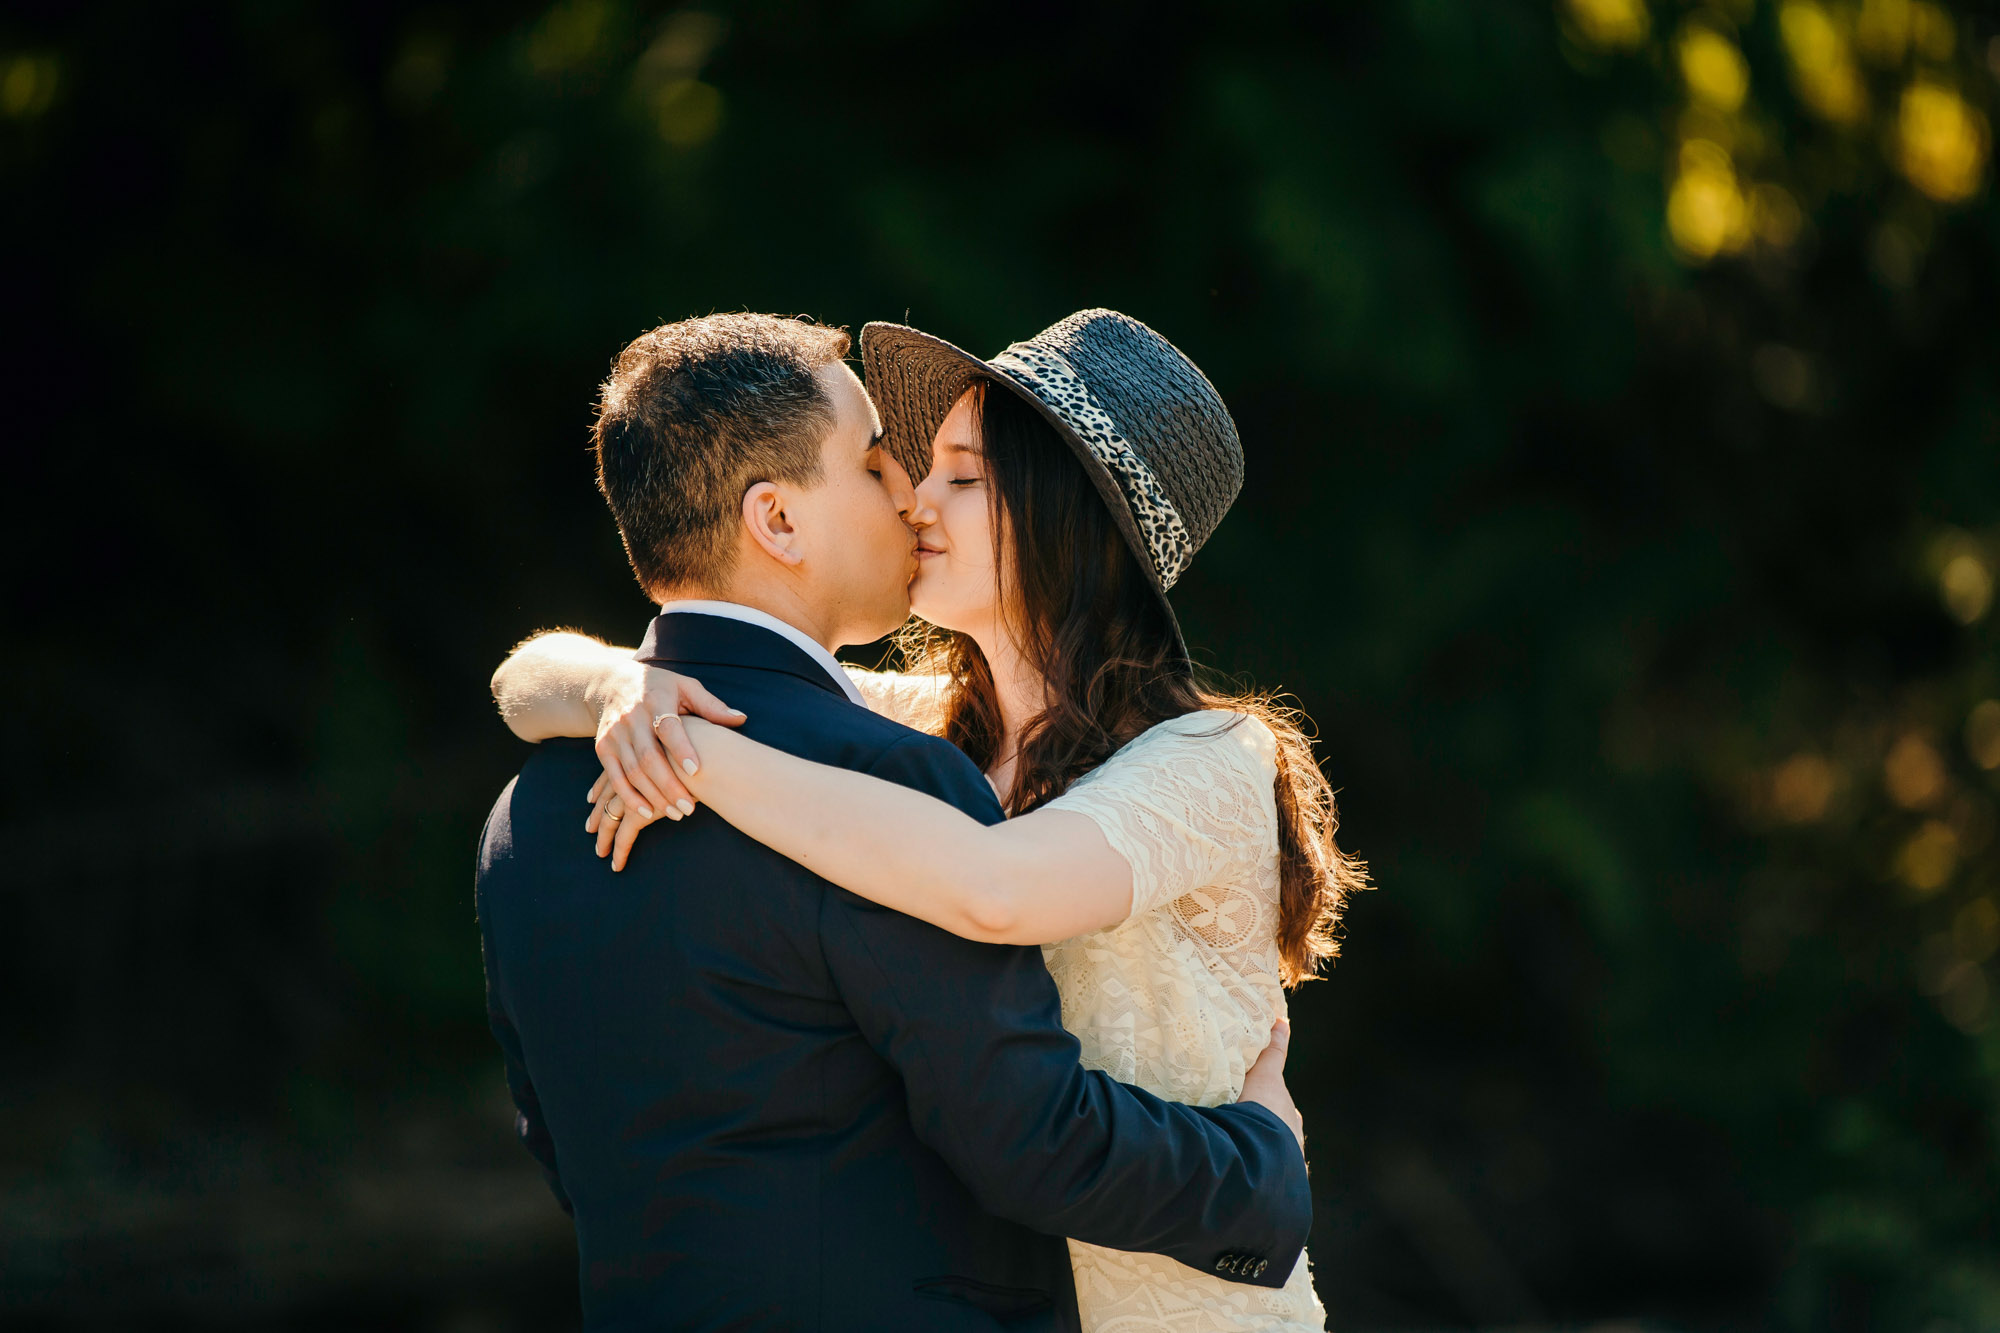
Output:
[4,0,1998,1327]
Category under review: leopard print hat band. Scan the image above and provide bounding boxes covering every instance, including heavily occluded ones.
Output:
[984,342,1198,589]
[860,309,1244,650]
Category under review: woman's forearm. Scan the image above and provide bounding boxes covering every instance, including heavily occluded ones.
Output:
[492,631,638,741]
[681,721,1132,944]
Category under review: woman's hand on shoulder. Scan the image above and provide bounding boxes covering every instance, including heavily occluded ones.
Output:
[586,775,657,871]
[591,662,745,824]
[585,716,738,870]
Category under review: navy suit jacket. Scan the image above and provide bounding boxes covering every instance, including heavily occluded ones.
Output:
[476,612,1311,1332]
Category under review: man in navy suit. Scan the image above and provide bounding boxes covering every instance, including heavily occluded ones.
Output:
[477,313,1310,1331]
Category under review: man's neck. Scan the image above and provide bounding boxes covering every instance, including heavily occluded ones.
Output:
[659,581,836,653]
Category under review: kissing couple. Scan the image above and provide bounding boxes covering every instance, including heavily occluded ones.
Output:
[479,308,1367,1331]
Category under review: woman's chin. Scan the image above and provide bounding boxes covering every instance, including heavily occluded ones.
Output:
[906,587,960,634]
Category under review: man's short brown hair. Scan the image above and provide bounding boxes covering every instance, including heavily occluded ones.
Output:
[593,313,852,597]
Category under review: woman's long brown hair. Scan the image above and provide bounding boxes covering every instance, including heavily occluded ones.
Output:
[897,382,1368,985]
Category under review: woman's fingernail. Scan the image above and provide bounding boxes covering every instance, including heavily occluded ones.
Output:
[664,807,681,821]
[729,708,746,717]
[682,758,698,776]
[677,799,695,816]
[638,806,654,820]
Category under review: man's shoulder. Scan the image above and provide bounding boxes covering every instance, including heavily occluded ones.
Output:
[509,735,599,784]
[745,682,1000,819]
[479,741,593,851]
[846,715,1003,823]
[738,671,942,759]
[800,690,965,764]
[840,702,969,772]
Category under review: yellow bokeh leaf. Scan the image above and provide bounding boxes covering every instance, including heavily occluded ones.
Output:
[1564,0,1651,52]
[1668,140,1751,261]
[1855,0,1912,67]
[0,55,59,119]
[1898,81,1988,202]
[654,78,723,148]
[1781,1,1869,125]
[1896,820,1959,895]
[1680,26,1750,112]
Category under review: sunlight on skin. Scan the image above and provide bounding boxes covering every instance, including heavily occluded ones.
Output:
[906,393,1006,640]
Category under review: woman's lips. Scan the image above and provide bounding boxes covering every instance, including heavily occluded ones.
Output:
[915,545,944,560]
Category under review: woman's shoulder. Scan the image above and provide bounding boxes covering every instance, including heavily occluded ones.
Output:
[1088,709,1279,788]
[1049,709,1283,912]
[1125,709,1277,761]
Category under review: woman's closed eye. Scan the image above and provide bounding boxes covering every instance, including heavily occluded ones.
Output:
[949,477,980,487]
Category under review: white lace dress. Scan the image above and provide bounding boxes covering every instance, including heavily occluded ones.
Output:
[847,669,1326,1332]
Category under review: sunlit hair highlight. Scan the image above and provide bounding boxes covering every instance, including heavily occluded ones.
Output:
[896,382,1368,985]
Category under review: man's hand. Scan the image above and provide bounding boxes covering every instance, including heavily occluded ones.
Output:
[1239,1020,1304,1150]
[590,662,745,823]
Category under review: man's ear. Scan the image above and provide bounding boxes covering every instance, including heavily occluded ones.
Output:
[741,482,803,566]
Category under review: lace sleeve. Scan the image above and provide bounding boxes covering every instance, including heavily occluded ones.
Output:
[1044,712,1279,920]
[842,667,950,735]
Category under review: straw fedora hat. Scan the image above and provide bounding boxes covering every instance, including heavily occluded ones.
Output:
[860,308,1243,663]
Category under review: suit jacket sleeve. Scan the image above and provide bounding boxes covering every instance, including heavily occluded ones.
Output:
[818,733,1311,1288]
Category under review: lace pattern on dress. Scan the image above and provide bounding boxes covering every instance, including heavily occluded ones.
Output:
[1043,713,1322,1330]
[841,681,1324,1330]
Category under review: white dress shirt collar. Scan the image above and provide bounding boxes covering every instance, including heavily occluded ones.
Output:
[655,599,865,706]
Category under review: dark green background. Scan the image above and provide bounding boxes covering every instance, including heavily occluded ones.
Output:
[5,1,1998,1328]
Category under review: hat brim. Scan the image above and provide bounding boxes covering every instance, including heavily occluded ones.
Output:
[860,320,1190,667]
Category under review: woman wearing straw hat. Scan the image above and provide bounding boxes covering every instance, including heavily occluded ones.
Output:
[499,309,1361,1329]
